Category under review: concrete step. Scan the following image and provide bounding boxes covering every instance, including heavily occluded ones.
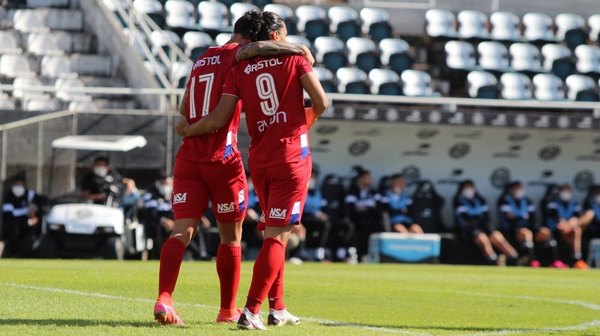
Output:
[71,54,111,76]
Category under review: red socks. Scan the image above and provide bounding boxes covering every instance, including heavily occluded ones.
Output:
[216,244,242,310]
[245,238,285,314]
[268,257,286,310]
[157,237,187,305]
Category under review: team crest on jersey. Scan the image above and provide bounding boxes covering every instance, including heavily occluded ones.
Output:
[269,208,287,220]
[289,201,301,224]
[173,193,187,205]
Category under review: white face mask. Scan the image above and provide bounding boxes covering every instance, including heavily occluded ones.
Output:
[559,191,573,202]
[308,178,317,190]
[12,185,25,197]
[514,189,525,199]
[462,188,475,199]
[156,183,172,196]
[94,166,108,177]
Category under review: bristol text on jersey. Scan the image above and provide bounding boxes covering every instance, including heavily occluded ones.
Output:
[244,58,283,74]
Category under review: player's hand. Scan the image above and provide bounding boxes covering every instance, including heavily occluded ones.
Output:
[175,117,190,137]
[299,45,315,66]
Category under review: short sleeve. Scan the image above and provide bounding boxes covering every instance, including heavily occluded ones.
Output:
[222,67,240,98]
[295,56,313,78]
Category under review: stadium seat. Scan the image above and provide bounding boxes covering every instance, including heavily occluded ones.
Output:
[542,44,574,79]
[556,13,587,50]
[566,74,598,101]
[285,35,311,49]
[490,11,520,41]
[264,4,295,35]
[55,76,87,102]
[150,30,181,55]
[347,37,379,73]
[170,61,190,87]
[0,95,16,110]
[575,45,600,75]
[477,41,509,71]
[425,9,456,38]
[336,67,369,94]
[251,0,272,7]
[313,67,336,93]
[466,70,498,98]
[369,68,401,95]
[401,70,433,97]
[0,31,22,54]
[230,3,258,25]
[379,38,412,74]
[41,55,72,78]
[27,33,63,56]
[328,6,359,42]
[165,0,196,32]
[183,31,213,60]
[510,43,543,73]
[360,8,392,42]
[13,75,43,99]
[523,13,554,41]
[588,14,600,42]
[69,99,98,112]
[215,33,231,46]
[457,10,488,39]
[500,72,532,99]
[133,0,165,28]
[14,9,48,33]
[533,73,565,100]
[314,36,346,73]
[295,5,328,41]
[445,40,476,70]
[0,54,32,78]
[198,1,228,31]
[24,96,60,112]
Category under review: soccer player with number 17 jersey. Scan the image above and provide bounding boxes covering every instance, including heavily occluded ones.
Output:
[177,11,329,330]
[154,10,312,326]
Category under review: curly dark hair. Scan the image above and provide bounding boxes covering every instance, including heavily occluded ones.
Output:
[258,11,286,41]
[233,9,265,42]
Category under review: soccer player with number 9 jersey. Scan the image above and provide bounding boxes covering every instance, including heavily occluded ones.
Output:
[177,11,329,330]
[154,10,312,326]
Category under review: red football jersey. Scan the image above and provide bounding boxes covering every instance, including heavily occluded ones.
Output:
[177,43,243,163]
[222,55,313,169]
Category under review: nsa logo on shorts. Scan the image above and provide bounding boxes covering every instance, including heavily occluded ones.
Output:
[217,202,235,213]
[172,193,187,205]
[269,208,287,220]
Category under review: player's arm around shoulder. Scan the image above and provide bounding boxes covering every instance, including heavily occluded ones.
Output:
[236,41,314,65]
[176,95,239,137]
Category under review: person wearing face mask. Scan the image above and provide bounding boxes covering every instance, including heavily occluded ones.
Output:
[454,180,518,266]
[1,176,46,258]
[345,168,384,261]
[302,168,331,261]
[498,181,551,267]
[380,174,423,234]
[81,156,118,205]
[544,184,587,269]
[140,173,175,259]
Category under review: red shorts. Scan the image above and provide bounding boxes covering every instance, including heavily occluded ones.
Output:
[172,155,248,223]
[251,157,312,229]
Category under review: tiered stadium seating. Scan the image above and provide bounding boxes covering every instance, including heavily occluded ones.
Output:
[0,2,136,112]
[427,9,600,101]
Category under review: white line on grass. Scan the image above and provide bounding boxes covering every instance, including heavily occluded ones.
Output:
[5,283,600,336]
[4,283,430,336]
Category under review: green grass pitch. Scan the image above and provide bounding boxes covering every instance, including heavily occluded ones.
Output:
[0,260,599,336]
